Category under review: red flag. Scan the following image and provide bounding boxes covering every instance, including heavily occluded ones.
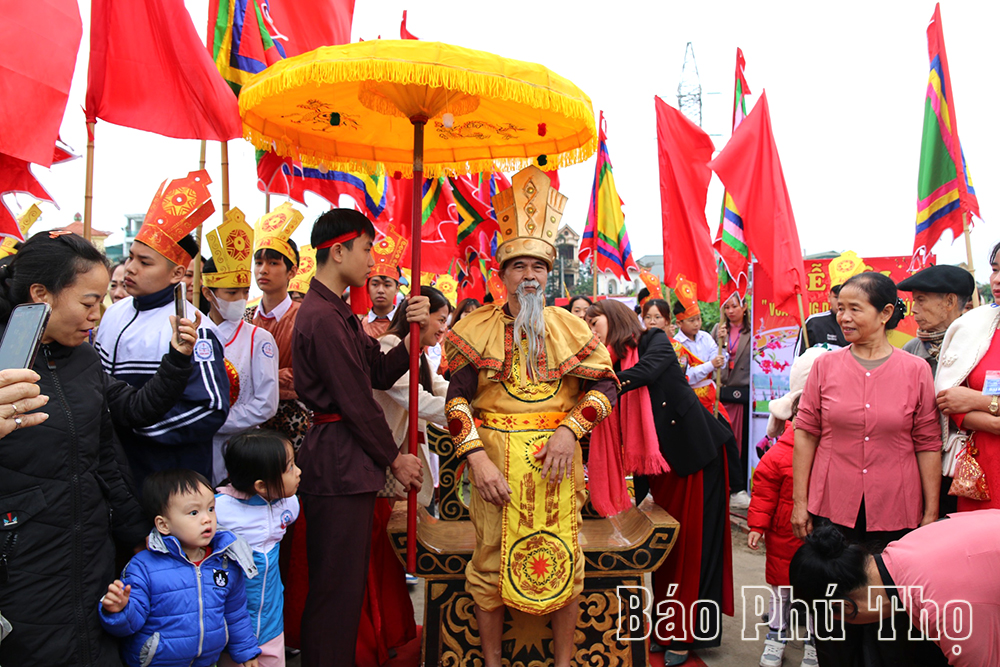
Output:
[375,176,459,274]
[86,0,241,141]
[654,97,718,302]
[0,0,82,166]
[710,92,806,319]
[264,0,354,57]
[400,10,419,40]
[0,153,56,241]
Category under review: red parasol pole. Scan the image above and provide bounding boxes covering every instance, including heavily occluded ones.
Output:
[406,116,427,574]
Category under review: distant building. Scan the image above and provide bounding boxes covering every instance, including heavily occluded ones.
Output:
[53,214,113,254]
[553,225,581,293]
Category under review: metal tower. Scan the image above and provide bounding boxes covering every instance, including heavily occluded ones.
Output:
[677,42,703,127]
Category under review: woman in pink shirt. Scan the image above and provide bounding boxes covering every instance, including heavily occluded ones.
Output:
[790,511,1000,666]
[791,272,942,664]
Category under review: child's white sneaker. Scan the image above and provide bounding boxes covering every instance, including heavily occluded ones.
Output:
[759,636,785,667]
[799,642,818,667]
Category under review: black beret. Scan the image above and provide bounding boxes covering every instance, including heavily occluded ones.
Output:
[897,265,975,299]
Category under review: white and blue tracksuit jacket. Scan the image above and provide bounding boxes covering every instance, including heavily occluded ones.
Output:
[94,285,230,487]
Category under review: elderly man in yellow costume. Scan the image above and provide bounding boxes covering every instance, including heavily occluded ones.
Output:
[444,166,618,667]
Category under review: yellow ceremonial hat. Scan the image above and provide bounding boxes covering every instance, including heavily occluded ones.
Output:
[491,165,565,270]
[253,202,303,266]
[828,250,867,287]
[0,204,42,259]
[371,227,408,280]
[288,244,316,294]
[135,170,215,266]
[204,208,254,288]
[433,274,458,308]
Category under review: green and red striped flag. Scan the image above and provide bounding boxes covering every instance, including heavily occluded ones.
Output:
[713,48,752,301]
[579,111,638,281]
[913,3,980,261]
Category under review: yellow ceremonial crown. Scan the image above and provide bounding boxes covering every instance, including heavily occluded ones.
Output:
[491,165,566,270]
[288,244,316,294]
[0,204,41,259]
[204,208,254,288]
[828,250,867,287]
[253,202,303,267]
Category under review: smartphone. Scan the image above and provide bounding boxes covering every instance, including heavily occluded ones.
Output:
[174,283,186,329]
[0,303,52,370]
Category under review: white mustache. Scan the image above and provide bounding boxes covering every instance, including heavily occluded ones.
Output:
[517,279,541,293]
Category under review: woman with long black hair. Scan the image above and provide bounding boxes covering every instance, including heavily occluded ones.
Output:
[586,298,735,666]
[0,233,199,666]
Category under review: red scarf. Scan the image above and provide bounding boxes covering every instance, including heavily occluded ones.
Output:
[588,346,668,516]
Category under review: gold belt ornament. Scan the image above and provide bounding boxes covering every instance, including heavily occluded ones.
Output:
[480,411,567,432]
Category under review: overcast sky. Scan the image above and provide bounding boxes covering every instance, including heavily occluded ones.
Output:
[14,0,997,285]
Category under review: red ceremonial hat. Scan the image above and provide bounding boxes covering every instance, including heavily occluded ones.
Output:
[638,269,664,307]
[370,227,408,280]
[135,170,215,266]
[674,274,700,320]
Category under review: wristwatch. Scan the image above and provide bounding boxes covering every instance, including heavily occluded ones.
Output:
[990,395,999,416]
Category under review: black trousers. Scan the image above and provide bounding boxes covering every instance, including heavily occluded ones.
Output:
[811,501,949,667]
[301,492,377,667]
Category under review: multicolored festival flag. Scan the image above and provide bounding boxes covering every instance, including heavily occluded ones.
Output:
[714,48,752,301]
[579,112,638,281]
[255,151,389,219]
[207,0,354,94]
[913,3,981,259]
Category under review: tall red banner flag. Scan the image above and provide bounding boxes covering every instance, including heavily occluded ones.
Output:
[710,93,806,319]
[655,97,718,302]
[86,0,241,141]
[0,0,82,166]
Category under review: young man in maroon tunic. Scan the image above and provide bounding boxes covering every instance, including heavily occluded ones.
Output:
[292,208,427,667]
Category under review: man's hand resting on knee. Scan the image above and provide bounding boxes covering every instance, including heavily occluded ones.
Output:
[390,452,423,491]
[467,450,512,506]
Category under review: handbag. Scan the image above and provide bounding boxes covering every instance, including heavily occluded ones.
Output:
[948,434,991,501]
[942,425,970,478]
[720,385,750,404]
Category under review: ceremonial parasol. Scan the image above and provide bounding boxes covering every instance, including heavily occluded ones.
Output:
[239,39,597,571]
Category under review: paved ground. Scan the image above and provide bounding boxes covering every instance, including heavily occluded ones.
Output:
[289,507,811,666]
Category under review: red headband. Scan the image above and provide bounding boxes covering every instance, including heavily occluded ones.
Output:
[316,230,362,250]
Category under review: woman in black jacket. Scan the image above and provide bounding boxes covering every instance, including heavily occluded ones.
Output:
[587,299,734,666]
[0,233,199,667]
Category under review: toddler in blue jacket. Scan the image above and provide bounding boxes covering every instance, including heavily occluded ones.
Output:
[99,469,261,667]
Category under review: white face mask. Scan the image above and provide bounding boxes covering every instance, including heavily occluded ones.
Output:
[213,295,248,322]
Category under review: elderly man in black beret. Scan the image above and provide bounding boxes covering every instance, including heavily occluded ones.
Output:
[898,264,975,517]
[897,264,976,376]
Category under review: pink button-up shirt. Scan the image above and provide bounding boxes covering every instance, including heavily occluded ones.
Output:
[795,346,939,531]
[881,510,1000,666]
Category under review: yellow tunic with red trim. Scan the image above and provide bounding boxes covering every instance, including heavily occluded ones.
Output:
[444,305,617,614]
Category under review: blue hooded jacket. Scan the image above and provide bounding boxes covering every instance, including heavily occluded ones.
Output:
[98,528,260,667]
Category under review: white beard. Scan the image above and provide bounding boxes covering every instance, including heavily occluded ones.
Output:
[513,279,546,382]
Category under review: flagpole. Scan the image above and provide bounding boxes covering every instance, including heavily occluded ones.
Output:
[962,211,980,307]
[192,141,207,309]
[797,291,810,348]
[714,266,724,417]
[83,121,96,242]
[405,115,428,575]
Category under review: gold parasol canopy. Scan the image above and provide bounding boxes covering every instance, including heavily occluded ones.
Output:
[238,39,597,574]
[238,39,597,178]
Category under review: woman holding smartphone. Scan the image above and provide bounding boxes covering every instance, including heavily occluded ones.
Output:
[0,233,200,667]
